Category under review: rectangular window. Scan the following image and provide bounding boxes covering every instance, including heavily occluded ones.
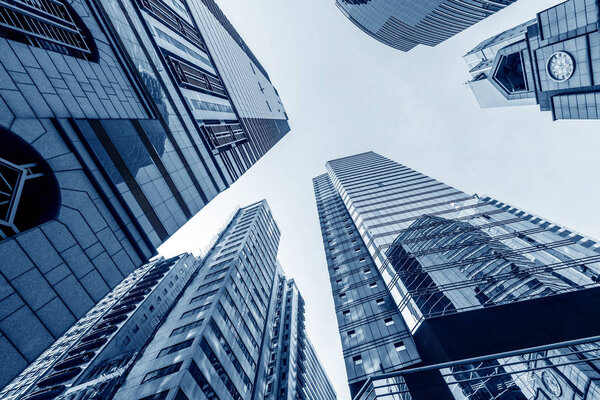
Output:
[200,339,243,400]
[395,342,406,352]
[347,330,356,337]
[353,355,363,365]
[157,339,194,358]
[180,303,212,319]
[142,362,182,383]
[384,318,395,326]
[170,320,204,337]
[369,283,377,289]
[189,361,219,399]
[376,298,385,306]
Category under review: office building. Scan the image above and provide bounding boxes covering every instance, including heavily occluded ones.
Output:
[0,254,199,400]
[113,200,335,400]
[2,201,335,400]
[0,0,289,385]
[263,278,337,400]
[313,151,600,399]
[336,0,518,52]
[464,0,600,120]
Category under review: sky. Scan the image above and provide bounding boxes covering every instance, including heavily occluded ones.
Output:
[158,0,600,398]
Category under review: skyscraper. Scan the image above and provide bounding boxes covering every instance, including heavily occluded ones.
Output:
[2,201,335,400]
[335,0,519,52]
[464,0,600,120]
[313,151,600,399]
[0,0,289,385]
[0,254,200,400]
[112,200,335,400]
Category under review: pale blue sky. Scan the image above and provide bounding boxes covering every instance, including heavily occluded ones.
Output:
[159,0,600,398]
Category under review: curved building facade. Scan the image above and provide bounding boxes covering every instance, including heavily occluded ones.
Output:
[336,0,519,52]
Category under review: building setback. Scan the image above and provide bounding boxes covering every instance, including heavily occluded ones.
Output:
[335,0,519,52]
[1,201,335,400]
[0,0,289,386]
[313,151,600,399]
[464,0,600,120]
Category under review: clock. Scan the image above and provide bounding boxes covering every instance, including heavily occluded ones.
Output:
[546,51,575,82]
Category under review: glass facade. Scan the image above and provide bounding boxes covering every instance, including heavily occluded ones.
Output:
[336,0,518,52]
[314,152,600,399]
[0,0,289,386]
[464,0,600,120]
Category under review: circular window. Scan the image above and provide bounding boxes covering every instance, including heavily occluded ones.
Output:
[541,371,562,397]
[546,51,575,82]
[0,130,60,240]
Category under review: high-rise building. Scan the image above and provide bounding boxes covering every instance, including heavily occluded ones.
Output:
[313,151,600,399]
[0,0,289,385]
[464,0,600,120]
[0,254,200,400]
[113,200,335,400]
[6,201,335,400]
[264,278,337,400]
[335,0,518,52]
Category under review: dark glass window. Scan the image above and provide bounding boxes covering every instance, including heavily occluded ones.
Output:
[141,362,182,383]
[0,129,59,241]
[157,339,194,358]
[188,361,218,400]
[493,53,527,93]
[0,0,97,60]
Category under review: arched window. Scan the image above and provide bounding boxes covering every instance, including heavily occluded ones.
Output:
[0,129,60,240]
[0,0,98,61]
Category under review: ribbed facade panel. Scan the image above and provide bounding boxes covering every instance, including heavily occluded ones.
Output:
[336,0,518,52]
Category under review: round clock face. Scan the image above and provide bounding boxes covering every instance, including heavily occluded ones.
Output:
[546,51,575,82]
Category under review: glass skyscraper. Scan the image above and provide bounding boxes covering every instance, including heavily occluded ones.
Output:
[335,0,519,52]
[2,201,336,400]
[464,0,600,120]
[0,0,289,386]
[313,151,600,399]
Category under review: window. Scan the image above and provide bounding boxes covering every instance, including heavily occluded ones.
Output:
[353,355,363,365]
[364,269,371,275]
[134,0,205,50]
[376,298,385,306]
[339,293,346,299]
[166,55,226,96]
[149,305,155,312]
[395,342,406,352]
[336,279,343,284]
[355,248,360,252]
[180,303,211,319]
[0,129,60,241]
[189,361,219,399]
[133,324,139,333]
[170,320,204,337]
[384,318,395,326]
[369,282,377,289]
[0,0,98,61]
[347,330,356,337]
[343,310,351,316]
[493,52,527,93]
[157,339,194,358]
[200,339,243,400]
[139,391,169,400]
[142,362,182,383]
